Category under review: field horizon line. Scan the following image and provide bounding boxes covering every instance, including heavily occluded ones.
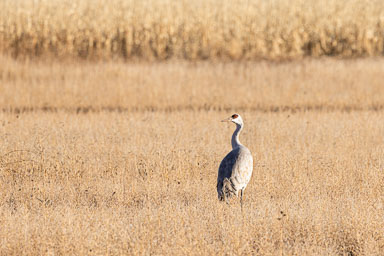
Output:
[3,104,384,114]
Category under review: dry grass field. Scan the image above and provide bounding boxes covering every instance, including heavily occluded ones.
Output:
[1,0,384,60]
[2,56,384,112]
[1,56,384,255]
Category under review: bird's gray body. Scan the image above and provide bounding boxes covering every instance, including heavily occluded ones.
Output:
[217,114,253,202]
[217,145,253,200]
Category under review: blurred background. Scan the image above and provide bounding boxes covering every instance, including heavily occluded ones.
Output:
[2,0,384,61]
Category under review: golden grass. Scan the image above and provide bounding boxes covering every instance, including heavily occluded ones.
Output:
[1,0,384,60]
[1,56,384,254]
[1,111,384,254]
[2,56,384,112]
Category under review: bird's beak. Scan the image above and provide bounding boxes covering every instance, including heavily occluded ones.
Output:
[221,117,232,122]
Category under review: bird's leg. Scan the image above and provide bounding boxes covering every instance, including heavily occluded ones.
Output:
[240,189,243,211]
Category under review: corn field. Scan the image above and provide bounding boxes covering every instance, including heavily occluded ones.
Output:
[1,0,384,60]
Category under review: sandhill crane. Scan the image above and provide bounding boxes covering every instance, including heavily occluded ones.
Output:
[217,114,253,207]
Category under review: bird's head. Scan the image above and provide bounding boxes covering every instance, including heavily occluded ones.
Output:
[221,113,243,125]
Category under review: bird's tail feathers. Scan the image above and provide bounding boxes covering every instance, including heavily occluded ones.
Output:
[222,178,236,200]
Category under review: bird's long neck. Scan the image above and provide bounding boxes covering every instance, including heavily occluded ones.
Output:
[231,123,243,149]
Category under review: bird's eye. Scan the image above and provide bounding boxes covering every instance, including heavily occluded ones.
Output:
[232,114,238,119]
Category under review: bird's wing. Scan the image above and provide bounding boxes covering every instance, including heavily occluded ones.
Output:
[217,148,240,182]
